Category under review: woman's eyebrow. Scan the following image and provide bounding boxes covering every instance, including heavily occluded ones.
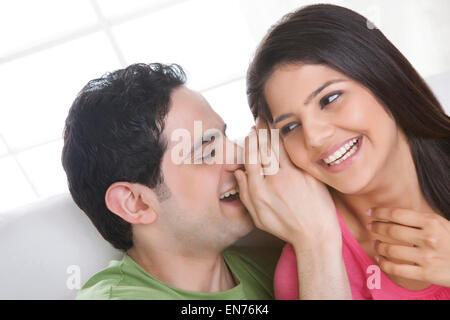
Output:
[272,79,346,125]
[303,79,346,105]
[273,113,295,125]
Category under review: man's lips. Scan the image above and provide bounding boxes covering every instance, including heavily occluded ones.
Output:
[317,135,362,162]
[219,185,239,200]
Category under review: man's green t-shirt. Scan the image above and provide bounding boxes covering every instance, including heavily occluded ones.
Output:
[76,246,280,300]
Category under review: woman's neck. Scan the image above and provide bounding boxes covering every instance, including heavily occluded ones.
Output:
[332,132,435,228]
[330,133,436,290]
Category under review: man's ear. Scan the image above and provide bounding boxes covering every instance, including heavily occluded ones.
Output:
[105,182,158,225]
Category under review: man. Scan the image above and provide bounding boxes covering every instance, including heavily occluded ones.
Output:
[62,63,280,299]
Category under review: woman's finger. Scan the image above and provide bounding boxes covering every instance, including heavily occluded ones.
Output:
[377,256,424,282]
[369,221,423,246]
[255,117,268,132]
[374,241,422,265]
[244,128,265,185]
[234,169,260,226]
[256,118,278,174]
[371,208,425,228]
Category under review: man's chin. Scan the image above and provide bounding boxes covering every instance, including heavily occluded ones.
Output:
[219,198,251,219]
[216,201,254,241]
[237,215,255,238]
[218,197,245,209]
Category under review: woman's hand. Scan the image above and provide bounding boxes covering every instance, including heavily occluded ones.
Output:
[234,119,341,247]
[369,208,450,287]
[235,119,352,299]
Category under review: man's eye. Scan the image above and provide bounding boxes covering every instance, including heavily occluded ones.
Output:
[281,122,301,136]
[203,149,215,160]
[320,92,342,109]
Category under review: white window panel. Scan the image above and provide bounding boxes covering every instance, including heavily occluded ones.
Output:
[0,136,9,157]
[0,32,122,151]
[243,0,450,78]
[240,0,303,43]
[340,0,450,78]
[283,0,450,78]
[16,139,68,199]
[0,156,38,214]
[95,0,186,20]
[0,0,97,57]
[426,73,450,116]
[382,0,450,78]
[202,79,254,143]
[112,0,257,91]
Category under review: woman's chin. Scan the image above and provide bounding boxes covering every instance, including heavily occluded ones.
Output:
[304,165,374,196]
[327,178,373,196]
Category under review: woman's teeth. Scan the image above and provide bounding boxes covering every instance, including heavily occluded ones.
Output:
[219,188,239,200]
[324,138,359,166]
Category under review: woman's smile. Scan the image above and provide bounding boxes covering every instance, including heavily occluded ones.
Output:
[318,135,363,173]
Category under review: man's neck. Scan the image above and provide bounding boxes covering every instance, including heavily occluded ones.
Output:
[126,245,237,293]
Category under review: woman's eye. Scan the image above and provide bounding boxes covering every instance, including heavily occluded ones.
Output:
[281,122,301,136]
[320,92,342,109]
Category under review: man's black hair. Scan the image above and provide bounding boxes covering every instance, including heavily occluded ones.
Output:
[62,63,186,251]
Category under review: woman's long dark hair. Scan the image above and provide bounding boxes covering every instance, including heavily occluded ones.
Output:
[247,4,450,219]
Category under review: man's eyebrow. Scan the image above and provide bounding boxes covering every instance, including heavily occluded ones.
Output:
[272,79,346,125]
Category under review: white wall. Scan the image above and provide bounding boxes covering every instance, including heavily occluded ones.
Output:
[0,0,449,213]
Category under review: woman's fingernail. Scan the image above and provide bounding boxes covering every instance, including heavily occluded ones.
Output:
[367,223,372,231]
[365,208,372,216]
[375,255,379,263]
[371,240,376,249]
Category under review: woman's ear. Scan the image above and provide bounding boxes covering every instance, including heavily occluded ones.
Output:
[105,182,158,225]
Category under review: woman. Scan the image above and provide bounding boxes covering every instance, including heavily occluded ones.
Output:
[235,4,450,299]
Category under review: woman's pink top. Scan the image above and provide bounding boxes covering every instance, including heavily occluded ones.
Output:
[274,209,450,300]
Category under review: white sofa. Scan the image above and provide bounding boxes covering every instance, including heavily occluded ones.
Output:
[0,73,448,300]
[0,193,282,300]
[0,193,122,300]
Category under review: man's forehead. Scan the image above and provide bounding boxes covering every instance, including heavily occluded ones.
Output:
[163,86,224,140]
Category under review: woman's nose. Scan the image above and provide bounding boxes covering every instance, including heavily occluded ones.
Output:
[302,118,335,149]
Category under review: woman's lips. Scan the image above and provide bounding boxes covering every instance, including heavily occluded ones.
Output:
[318,135,361,161]
[319,136,363,173]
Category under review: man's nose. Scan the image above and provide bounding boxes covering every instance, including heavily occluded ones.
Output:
[222,138,245,171]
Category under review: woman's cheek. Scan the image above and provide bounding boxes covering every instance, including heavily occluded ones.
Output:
[341,102,369,130]
[284,138,309,169]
